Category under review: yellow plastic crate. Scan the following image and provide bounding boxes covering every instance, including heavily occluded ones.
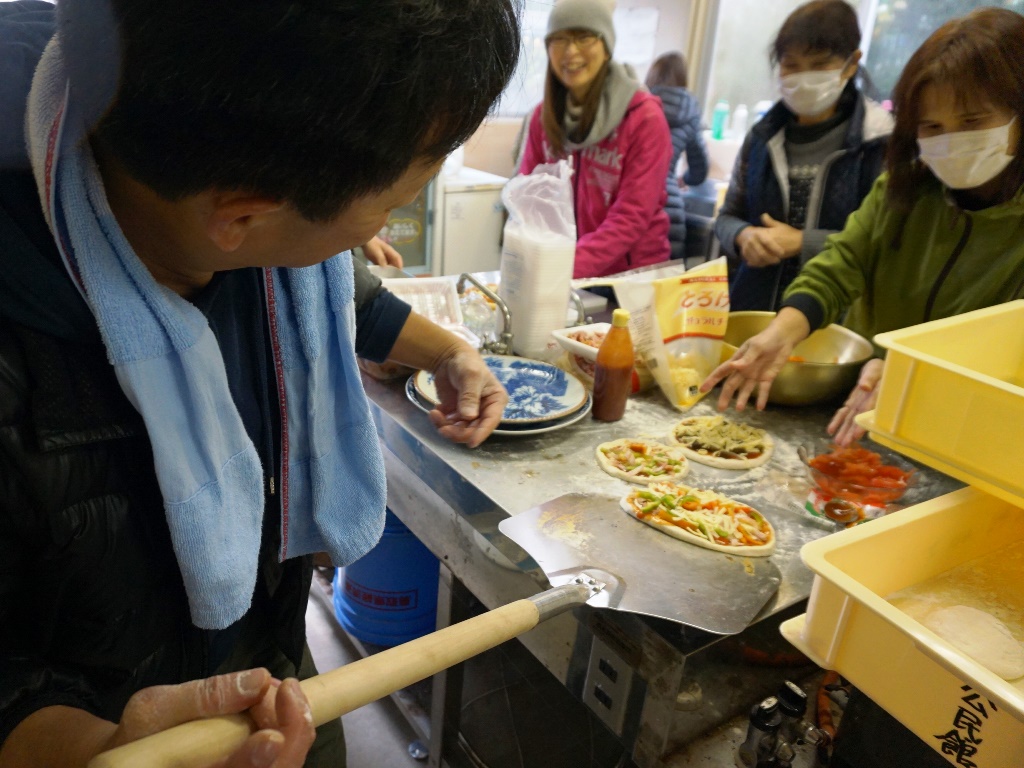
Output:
[869,301,1024,507]
[780,487,1024,767]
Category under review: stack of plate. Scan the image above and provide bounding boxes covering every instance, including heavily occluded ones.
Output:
[406,356,592,436]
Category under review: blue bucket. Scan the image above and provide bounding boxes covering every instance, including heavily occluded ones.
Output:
[333,509,439,646]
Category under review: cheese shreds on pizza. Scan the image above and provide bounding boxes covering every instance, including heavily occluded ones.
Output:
[596,439,689,485]
[621,481,775,556]
[668,415,773,469]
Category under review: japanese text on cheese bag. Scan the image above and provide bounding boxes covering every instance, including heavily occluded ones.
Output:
[616,258,729,410]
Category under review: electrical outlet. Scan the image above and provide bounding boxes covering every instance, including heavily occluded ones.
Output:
[582,636,634,734]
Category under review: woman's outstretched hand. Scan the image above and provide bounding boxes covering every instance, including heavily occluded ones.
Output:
[700,307,811,411]
[827,358,884,447]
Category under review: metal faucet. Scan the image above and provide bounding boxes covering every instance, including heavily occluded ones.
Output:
[569,288,592,326]
[457,273,514,355]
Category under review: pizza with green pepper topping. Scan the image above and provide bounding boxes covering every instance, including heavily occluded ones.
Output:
[595,439,689,485]
[621,481,776,556]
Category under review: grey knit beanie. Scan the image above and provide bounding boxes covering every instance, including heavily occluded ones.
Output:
[546,0,616,53]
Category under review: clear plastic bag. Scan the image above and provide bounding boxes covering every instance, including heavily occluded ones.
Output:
[499,161,577,358]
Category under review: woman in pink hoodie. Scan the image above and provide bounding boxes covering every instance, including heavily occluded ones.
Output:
[519,0,672,279]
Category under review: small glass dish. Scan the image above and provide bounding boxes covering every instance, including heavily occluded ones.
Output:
[800,441,917,508]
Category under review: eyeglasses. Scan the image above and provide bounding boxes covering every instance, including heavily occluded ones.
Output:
[546,31,600,52]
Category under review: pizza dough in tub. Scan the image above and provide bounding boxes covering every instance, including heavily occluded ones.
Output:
[922,605,1024,681]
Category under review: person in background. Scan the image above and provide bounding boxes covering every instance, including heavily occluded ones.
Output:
[359,235,405,269]
[714,0,892,311]
[519,0,672,279]
[703,7,1024,446]
[646,52,709,261]
[0,0,517,765]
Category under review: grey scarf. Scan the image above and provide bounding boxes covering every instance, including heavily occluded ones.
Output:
[564,61,640,150]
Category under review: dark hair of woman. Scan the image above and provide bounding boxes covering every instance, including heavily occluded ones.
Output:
[645,51,688,89]
[542,38,610,157]
[770,0,860,65]
[886,7,1024,214]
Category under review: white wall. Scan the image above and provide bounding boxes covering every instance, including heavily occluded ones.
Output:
[616,0,693,85]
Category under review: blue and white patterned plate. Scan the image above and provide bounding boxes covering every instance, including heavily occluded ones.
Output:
[405,376,592,436]
[412,355,589,424]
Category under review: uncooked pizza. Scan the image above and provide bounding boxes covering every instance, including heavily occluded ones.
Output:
[621,481,775,556]
[668,415,773,469]
[595,438,689,485]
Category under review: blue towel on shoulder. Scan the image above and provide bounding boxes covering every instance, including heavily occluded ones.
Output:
[27,39,386,629]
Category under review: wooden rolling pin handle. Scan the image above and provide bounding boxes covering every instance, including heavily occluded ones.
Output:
[88,583,591,768]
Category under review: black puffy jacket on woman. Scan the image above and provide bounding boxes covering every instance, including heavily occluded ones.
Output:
[646,53,708,260]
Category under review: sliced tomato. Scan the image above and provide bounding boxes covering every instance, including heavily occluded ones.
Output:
[871,476,906,489]
[809,457,844,476]
[809,445,911,499]
[843,461,877,477]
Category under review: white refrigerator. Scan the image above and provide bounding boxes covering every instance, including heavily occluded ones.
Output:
[431,167,508,277]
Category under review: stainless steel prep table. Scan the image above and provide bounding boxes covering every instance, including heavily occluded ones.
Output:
[361,373,962,767]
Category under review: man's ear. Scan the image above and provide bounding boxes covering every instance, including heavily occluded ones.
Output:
[204,193,286,253]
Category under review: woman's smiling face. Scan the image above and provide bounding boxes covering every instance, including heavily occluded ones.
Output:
[547,28,609,101]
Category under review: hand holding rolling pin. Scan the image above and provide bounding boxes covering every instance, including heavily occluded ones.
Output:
[103,670,314,768]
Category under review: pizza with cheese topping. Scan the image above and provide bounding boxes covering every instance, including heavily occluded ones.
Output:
[668,415,773,469]
[596,438,689,485]
[621,481,775,556]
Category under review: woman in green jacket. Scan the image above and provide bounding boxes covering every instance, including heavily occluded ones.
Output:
[703,7,1024,444]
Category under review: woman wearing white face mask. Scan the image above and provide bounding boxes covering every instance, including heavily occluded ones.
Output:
[703,7,1024,445]
[714,0,893,311]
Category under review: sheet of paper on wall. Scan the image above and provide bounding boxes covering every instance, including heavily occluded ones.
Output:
[613,8,659,72]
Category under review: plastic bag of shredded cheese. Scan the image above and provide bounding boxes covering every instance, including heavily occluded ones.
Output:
[614,258,730,410]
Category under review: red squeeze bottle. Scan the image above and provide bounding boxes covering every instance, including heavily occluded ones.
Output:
[592,308,634,422]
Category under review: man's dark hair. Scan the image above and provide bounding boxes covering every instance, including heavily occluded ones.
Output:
[770,0,860,66]
[70,0,520,221]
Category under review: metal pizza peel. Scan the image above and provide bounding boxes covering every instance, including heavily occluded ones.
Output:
[499,492,782,635]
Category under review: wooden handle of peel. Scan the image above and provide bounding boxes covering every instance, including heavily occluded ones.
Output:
[88,599,542,768]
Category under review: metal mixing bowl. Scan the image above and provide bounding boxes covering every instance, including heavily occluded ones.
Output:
[723,311,874,406]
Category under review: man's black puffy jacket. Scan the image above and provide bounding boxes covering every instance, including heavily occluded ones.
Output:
[0,164,318,743]
[0,165,410,746]
[0,3,411,744]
